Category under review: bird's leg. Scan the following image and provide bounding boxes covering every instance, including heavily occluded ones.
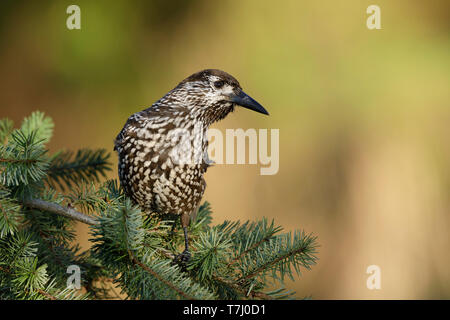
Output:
[169,216,177,237]
[175,213,191,265]
[182,226,190,254]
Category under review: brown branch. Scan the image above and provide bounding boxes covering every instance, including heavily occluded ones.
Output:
[248,291,273,300]
[153,246,176,260]
[0,265,10,273]
[22,198,99,226]
[0,158,38,164]
[37,288,57,300]
[211,275,272,300]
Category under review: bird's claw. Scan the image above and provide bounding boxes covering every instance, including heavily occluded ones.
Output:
[174,249,191,269]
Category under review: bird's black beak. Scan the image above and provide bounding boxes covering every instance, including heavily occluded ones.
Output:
[231,90,269,115]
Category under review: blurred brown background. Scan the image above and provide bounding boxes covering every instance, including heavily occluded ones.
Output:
[0,0,449,299]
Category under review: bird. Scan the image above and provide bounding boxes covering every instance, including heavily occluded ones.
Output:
[114,69,268,262]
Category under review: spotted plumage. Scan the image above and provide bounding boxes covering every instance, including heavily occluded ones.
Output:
[114,69,268,261]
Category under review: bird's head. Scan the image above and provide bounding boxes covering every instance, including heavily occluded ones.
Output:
[173,69,268,124]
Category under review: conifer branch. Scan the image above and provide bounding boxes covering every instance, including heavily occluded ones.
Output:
[128,250,196,300]
[240,245,307,281]
[0,112,319,300]
[47,149,111,190]
[22,198,99,226]
[226,236,269,268]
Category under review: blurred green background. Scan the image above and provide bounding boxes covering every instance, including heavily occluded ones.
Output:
[0,0,449,299]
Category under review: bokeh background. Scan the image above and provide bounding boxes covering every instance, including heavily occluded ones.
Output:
[0,0,449,299]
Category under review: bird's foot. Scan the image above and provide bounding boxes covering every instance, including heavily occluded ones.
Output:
[174,249,191,270]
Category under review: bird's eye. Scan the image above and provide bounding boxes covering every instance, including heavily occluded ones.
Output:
[214,81,225,89]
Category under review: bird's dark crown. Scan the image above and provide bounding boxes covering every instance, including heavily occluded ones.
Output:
[179,69,241,89]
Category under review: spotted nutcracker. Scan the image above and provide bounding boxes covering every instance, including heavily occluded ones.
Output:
[114,69,268,262]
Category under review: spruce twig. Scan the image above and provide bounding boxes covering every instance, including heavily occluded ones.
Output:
[37,288,57,300]
[22,198,99,226]
[128,250,195,300]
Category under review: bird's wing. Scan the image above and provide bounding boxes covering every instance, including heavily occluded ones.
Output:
[114,113,144,152]
[114,108,176,152]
